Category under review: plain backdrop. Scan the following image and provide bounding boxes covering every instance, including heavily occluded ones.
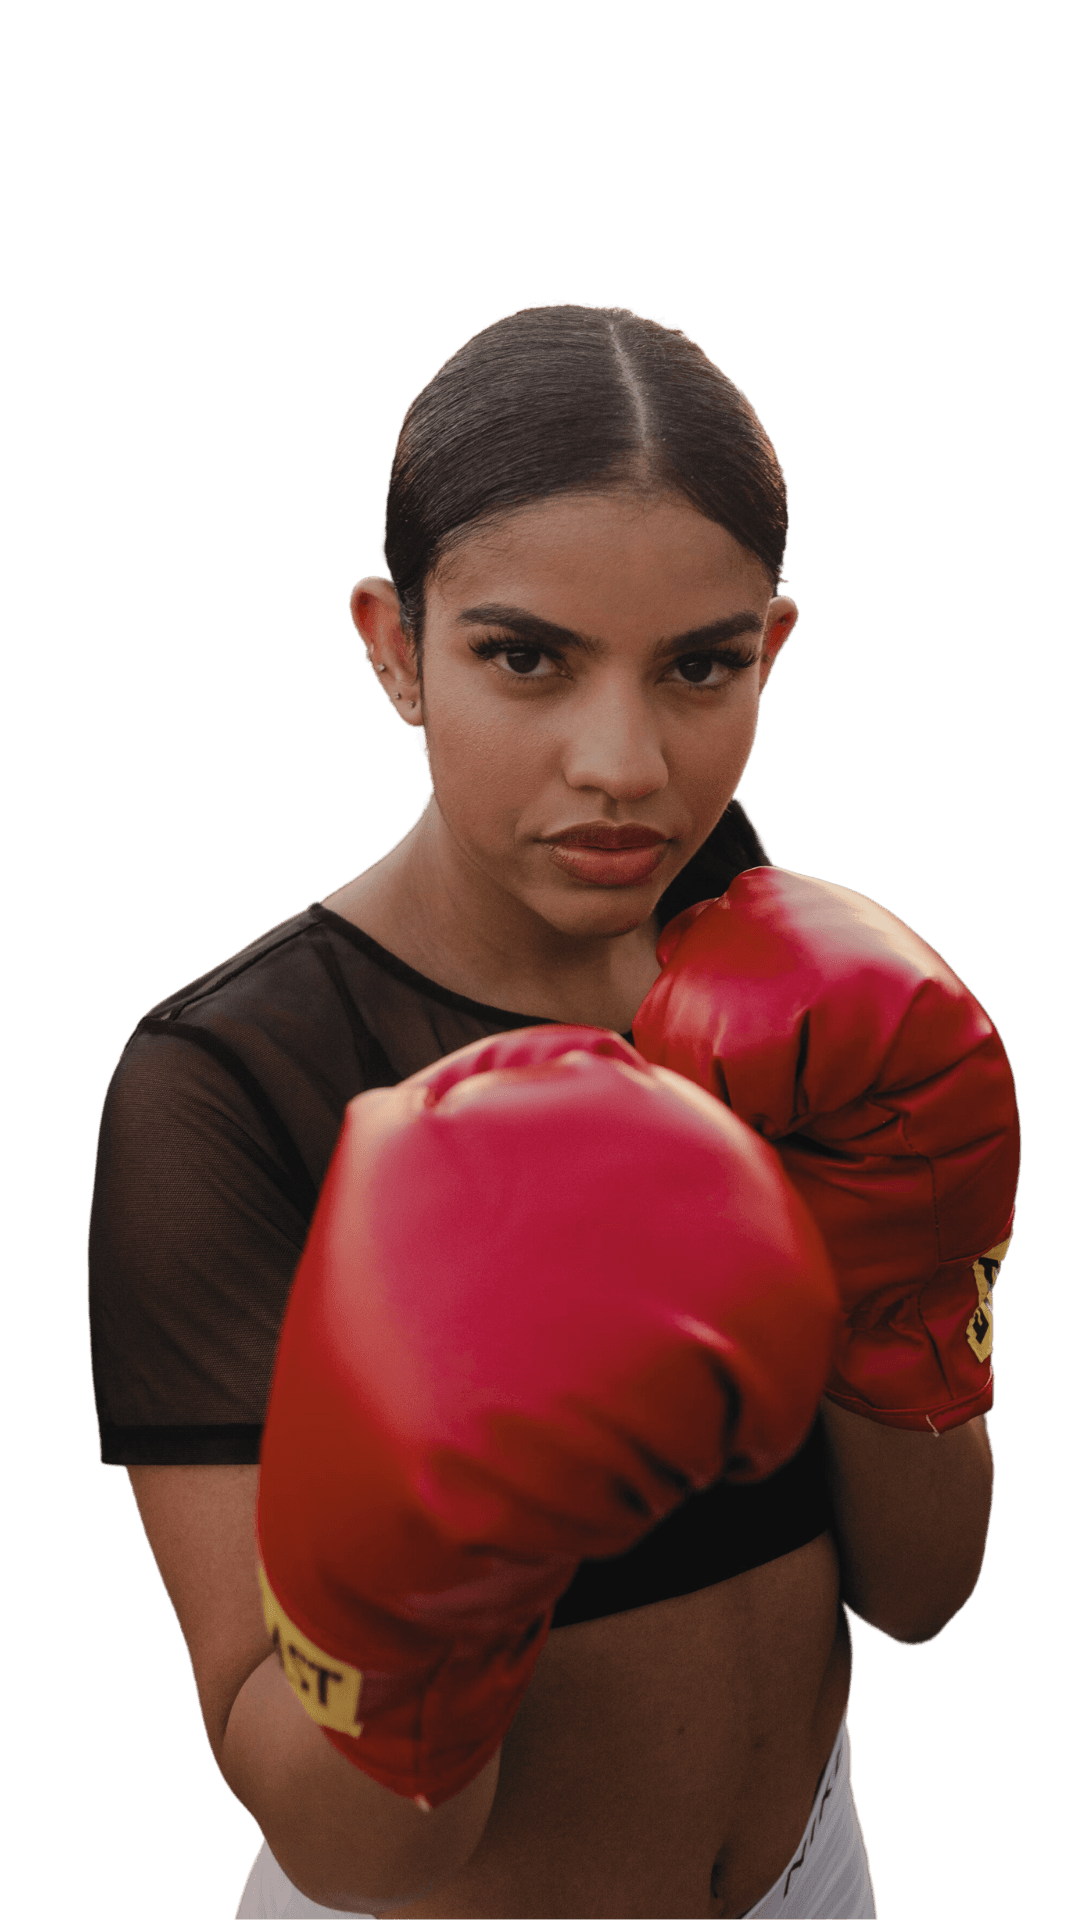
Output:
[2,3,1075,1914]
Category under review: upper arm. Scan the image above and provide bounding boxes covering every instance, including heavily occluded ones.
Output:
[109,1047,499,1906]
[96,1012,503,1902]
[91,1024,312,1762]
[128,1462,269,1763]
[90,1027,313,1463]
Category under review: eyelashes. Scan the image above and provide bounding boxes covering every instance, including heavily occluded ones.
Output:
[468,636,759,687]
[670,647,760,687]
[469,639,554,677]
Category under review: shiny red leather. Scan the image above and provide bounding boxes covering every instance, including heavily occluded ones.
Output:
[633,868,1020,1434]
[256,1026,839,1806]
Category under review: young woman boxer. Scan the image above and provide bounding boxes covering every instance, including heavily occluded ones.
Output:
[90,306,1015,1919]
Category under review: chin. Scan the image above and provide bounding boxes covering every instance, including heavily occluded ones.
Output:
[537,888,659,941]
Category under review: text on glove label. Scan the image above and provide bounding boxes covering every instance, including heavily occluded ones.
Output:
[966,1239,1009,1364]
[257,1562,364,1737]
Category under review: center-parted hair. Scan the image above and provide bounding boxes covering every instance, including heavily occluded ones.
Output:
[385,305,787,649]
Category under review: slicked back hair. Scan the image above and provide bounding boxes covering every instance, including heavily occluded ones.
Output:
[384,305,787,656]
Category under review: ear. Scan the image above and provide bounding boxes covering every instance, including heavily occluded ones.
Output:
[758,596,798,691]
[350,578,423,727]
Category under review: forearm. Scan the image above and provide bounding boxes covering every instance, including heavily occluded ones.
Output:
[819,1399,993,1643]
[221,1654,499,1914]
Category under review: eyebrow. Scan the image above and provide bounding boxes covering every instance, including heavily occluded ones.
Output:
[456,603,765,658]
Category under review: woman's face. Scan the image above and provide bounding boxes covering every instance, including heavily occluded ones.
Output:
[359,489,795,941]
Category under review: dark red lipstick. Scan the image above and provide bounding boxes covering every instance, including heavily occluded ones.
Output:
[543,823,671,888]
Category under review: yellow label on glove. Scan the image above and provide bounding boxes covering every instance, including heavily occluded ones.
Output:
[966,1239,1010,1364]
[258,1563,364,1738]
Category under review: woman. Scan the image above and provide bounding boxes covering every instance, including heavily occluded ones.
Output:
[90,306,997,1917]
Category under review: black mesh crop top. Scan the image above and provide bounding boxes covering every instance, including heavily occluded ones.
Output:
[89,801,833,1628]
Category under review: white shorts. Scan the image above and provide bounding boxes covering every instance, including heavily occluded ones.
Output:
[236,1715,875,1919]
[742,1714,876,1918]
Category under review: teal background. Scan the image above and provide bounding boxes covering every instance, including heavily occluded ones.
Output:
[3,6,1069,1911]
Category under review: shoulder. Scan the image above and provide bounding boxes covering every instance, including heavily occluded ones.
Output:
[109,902,376,1121]
[141,904,327,1031]
[96,907,364,1250]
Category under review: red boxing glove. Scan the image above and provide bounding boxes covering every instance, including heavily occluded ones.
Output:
[633,868,1020,1435]
[257,1026,839,1808]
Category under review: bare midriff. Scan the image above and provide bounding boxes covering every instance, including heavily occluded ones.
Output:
[394,1531,850,1919]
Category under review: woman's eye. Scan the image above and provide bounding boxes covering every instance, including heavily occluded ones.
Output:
[672,654,728,687]
[667,649,757,688]
[476,643,560,679]
[503,647,546,676]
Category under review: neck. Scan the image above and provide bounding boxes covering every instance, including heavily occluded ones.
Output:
[324,801,663,1032]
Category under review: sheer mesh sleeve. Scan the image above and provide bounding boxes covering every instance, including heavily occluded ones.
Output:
[89,1027,313,1464]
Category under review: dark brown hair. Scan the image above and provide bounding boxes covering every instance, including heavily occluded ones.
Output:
[385,304,787,652]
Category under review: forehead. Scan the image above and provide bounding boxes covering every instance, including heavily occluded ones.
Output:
[430,491,773,636]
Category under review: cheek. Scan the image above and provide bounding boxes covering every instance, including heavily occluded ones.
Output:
[423,676,555,834]
[674,690,761,813]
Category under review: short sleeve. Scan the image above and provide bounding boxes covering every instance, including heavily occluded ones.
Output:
[89,1027,314,1465]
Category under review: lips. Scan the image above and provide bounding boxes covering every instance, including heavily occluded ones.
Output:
[544,824,671,888]
[550,826,667,852]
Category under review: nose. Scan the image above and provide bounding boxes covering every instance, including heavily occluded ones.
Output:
[560,673,669,803]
